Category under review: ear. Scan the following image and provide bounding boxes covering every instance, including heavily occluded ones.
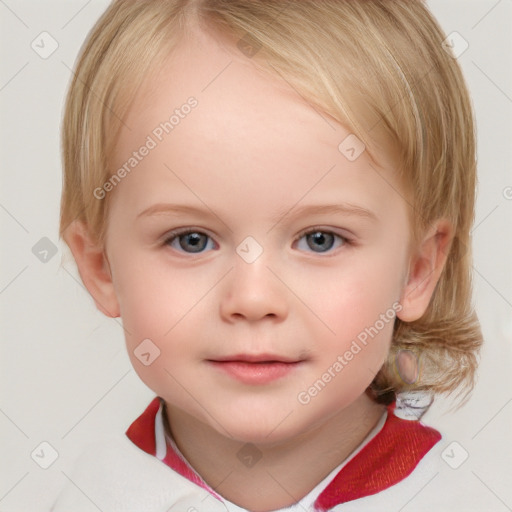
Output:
[63,221,120,318]
[397,219,453,322]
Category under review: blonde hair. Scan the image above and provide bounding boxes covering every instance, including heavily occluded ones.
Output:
[60,0,482,405]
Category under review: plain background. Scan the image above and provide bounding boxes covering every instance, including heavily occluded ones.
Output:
[0,1,511,510]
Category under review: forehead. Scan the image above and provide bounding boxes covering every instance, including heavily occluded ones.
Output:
[119,27,341,156]
[111,25,404,222]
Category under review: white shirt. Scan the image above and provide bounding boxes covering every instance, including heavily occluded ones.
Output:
[51,393,449,512]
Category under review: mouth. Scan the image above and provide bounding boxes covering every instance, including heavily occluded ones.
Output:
[210,353,302,364]
[207,354,305,385]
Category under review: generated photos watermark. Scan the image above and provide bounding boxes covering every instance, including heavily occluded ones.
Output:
[93,96,198,200]
[297,301,403,405]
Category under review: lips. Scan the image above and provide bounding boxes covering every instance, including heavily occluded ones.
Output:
[210,353,301,364]
[207,354,305,385]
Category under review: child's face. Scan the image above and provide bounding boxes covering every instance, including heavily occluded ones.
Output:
[104,29,412,443]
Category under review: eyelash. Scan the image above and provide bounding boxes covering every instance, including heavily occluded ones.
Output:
[163,227,216,243]
[162,227,353,255]
[293,227,353,252]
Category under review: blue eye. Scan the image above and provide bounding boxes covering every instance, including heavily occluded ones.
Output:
[166,230,215,253]
[296,230,346,253]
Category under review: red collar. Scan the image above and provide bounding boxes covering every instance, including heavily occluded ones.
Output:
[126,397,441,510]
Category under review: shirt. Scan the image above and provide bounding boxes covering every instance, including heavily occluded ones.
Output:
[51,392,443,511]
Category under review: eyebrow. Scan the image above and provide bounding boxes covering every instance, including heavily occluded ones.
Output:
[271,203,378,224]
[137,202,378,223]
[137,203,215,219]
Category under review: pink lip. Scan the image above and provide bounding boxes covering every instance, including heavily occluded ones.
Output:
[211,353,300,363]
[208,354,304,385]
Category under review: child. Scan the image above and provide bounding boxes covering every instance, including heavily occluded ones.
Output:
[53,0,482,510]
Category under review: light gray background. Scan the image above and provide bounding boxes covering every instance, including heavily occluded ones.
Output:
[1,0,511,510]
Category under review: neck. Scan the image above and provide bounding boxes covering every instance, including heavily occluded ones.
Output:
[165,395,386,512]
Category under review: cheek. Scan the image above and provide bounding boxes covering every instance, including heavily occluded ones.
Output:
[116,262,205,400]
[112,249,214,336]
[296,249,404,377]
[110,250,224,386]
[305,253,403,333]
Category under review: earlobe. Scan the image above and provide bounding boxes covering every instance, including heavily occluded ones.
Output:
[397,219,453,323]
[63,221,120,318]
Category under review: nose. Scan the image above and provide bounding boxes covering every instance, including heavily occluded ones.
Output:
[219,258,289,323]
